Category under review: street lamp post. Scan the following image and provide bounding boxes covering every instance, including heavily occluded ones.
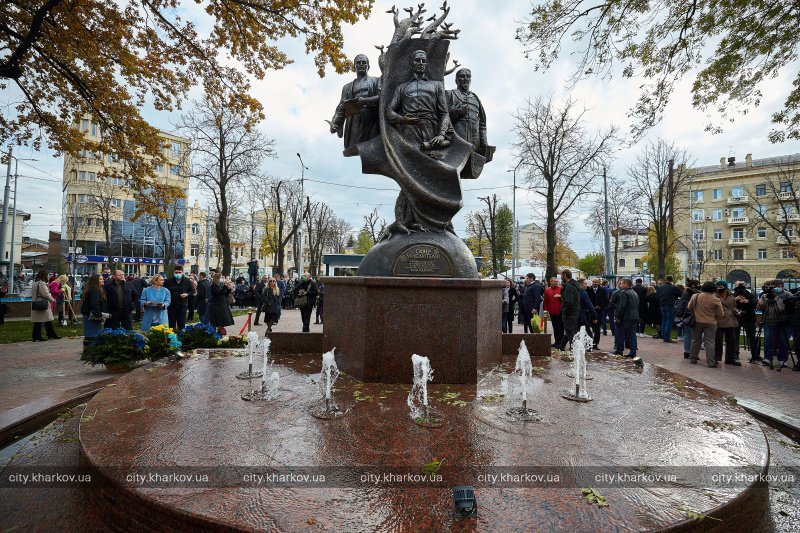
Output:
[1,146,12,278]
[296,153,308,278]
[602,166,614,280]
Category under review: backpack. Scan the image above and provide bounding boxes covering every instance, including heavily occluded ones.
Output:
[674,296,687,318]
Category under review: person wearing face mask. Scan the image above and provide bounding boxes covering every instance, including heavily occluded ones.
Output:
[163,265,192,332]
[714,280,741,366]
[101,267,113,286]
[757,280,790,369]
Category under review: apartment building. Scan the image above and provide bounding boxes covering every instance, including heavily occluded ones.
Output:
[61,116,190,276]
[681,152,800,286]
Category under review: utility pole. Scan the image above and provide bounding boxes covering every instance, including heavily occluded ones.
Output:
[72,201,79,276]
[508,160,524,282]
[205,205,211,273]
[296,153,308,278]
[1,146,12,276]
[603,166,613,279]
[668,158,675,228]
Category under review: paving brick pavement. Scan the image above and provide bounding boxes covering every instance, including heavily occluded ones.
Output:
[0,309,319,414]
[593,331,800,420]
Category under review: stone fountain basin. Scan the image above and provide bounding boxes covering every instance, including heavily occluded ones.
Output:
[79,352,769,532]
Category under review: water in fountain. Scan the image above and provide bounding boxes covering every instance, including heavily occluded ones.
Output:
[310,348,343,419]
[236,331,263,379]
[267,371,281,398]
[407,354,434,422]
[505,341,542,421]
[562,326,592,402]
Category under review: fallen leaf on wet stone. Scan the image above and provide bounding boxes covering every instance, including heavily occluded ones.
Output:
[127,408,146,414]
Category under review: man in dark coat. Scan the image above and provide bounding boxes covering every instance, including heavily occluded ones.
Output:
[252,275,268,326]
[579,279,599,347]
[587,277,608,348]
[614,279,640,357]
[196,272,211,324]
[521,273,542,333]
[656,275,682,342]
[632,278,648,337]
[556,269,581,351]
[104,270,135,330]
[131,275,148,322]
[247,259,259,286]
[163,265,192,331]
[296,273,319,333]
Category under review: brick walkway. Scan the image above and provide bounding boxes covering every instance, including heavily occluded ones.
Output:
[593,331,800,420]
[1,311,797,423]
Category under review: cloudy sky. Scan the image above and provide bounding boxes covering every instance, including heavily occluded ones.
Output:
[9,0,800,256]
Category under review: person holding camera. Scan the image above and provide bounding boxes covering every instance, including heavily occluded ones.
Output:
[140,274,171,332]
[733,281,759,362]
[757,281,789,369]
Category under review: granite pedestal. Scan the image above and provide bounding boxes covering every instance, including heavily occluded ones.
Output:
[321,276,505,383]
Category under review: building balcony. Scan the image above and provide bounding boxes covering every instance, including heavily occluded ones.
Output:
[727,216,749,225]
[778,191,798,201]
[777,235,798,245]
[727,238,750,247]
[726,195,750,205]
[776,213,800,223]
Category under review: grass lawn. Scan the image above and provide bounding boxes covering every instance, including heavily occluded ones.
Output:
[0,309,253,345]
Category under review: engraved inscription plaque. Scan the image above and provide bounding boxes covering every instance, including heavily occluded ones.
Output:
[392,244,454,277]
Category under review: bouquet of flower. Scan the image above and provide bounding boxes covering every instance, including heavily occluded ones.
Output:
[145,324,182,361]
[219,334,247,349]
[81,328,147,367]
[178,322,222,351]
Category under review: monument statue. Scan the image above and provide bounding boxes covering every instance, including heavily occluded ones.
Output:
[329,54,381,153]
[328,2,492,278]
[447,68,493,178]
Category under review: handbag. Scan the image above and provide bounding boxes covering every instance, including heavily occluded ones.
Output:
[226,292,235,305]
[294,292,308,308]
[32,282,49,311]
[682,310,696,328]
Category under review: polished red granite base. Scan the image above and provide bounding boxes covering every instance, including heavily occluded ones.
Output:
[79,351,770,532]
[321,276,505,383]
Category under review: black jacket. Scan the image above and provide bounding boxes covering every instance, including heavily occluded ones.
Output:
[733,288,757,323]
[587,285,609,309]
[579,288,597,324]
[104,280,135,315]
[196,279,211,304]
[80,286,107,318]
[656,282,682,308]
[297,279,319,308]
[561,279,581,318]
[615,288,640,321]
[522,282,542,314]
[632,284,648,310]
[163,276,193,308]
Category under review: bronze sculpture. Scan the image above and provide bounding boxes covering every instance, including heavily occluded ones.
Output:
[329,54,381,152]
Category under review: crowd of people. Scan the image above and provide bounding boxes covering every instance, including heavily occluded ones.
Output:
[26,265,326,345]
[502,271,800,372]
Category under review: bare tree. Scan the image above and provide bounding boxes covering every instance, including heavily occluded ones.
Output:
[80,173,121,254]
[627,139,692,279]
[475,195,513,278]
[305,200,336,277]
[251,177,306,275]
[588,174,634,272]
[328,217,353,254]
[744,160,800,264]
[362,208,386,244]
[151,199,186,269]
[512,96,616,279]
[176,89,275,275]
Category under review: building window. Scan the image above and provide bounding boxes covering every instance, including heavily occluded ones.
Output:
[88,172,96,181]
[170,142,181,156]
[780,181,793,193]
[618,258,626,268]
[155,163,164,173]
[758,249,767,259]
[694,229,705,241]
[79,171,87,181]
[733,249,745,260]
[756,204,767,216]
[712,249,723,260]
[78,194,86,203]
[781,248,795,259]
[787,226,795,237]
[190,223,200,235]
[190,244,199,257]
[731,186,744,198]
[712,209,723,220]
[692,190,704,203]
[111,199,122,208]
[731,207,745,218]
[755,183,766,196]
[713,229,722,240]
[692,209,704,222]
[169,164,180,175]
[712,188,722,200]
[91,122,97,136]
[633,258,641,268]
[81,119,89,131]
[757,227,767,238]
[696,250,704,262]
[732,228,745,239]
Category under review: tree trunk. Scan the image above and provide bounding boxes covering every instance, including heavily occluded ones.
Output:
[546,184,557,280]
